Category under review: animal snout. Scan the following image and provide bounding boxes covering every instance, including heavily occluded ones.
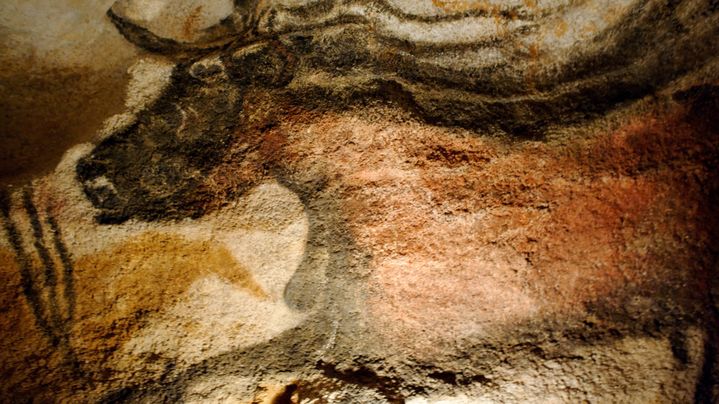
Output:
[76,157,125,220]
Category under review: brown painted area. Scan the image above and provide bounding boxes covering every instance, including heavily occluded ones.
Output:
[267,98,717,351]
[70,232,266,368]
[0,247,78,399]
[250,382,300,404]
[554,19,568,37]
[183,6,204,40]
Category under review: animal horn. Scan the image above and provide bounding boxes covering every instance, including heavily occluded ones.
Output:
[107,0,260,57]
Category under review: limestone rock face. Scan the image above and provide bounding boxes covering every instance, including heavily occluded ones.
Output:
[0,0,139,186]
[1,0,718,402]
[108,0,238,48]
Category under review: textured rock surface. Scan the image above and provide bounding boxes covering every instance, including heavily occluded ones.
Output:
[1,0,719,402]
[0,0,140,186]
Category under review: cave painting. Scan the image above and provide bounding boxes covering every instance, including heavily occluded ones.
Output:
[0,168,312,391]
[1,0,718,402]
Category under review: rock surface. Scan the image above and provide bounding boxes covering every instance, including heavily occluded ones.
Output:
[0,0,139,186]
[1,0,718,402]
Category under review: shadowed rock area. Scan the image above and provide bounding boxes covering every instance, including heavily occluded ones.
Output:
[1,0,718,402]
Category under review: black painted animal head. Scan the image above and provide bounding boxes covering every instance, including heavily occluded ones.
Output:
[76,60,242,223]
[76,37,302,223]
[78,0,719,223]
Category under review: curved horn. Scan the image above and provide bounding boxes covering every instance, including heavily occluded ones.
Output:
[107,0,260,57]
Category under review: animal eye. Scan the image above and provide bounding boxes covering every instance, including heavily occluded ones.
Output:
[190,57,227,81]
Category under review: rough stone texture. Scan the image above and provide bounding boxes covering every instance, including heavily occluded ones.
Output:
[1,0,719,402]
[0,0,140,186]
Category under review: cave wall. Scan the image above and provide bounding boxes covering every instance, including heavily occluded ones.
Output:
[1,0,718,402]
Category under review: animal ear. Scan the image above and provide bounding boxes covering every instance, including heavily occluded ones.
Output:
[107,0,258,57]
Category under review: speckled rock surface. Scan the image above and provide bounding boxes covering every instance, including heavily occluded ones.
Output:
[1,0,718,402]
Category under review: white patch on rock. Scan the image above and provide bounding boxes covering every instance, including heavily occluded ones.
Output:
[111,0,235,42]
[125,57,175,111]
[121,272,306,367]
[523,0,636,63]
[376,14,531,46]
[95,180,313,368]
[0,0,136,67]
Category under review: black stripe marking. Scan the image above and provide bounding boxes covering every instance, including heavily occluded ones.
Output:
[0,189,58,346]
[46,206,76,324]
[22,187,63,335]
